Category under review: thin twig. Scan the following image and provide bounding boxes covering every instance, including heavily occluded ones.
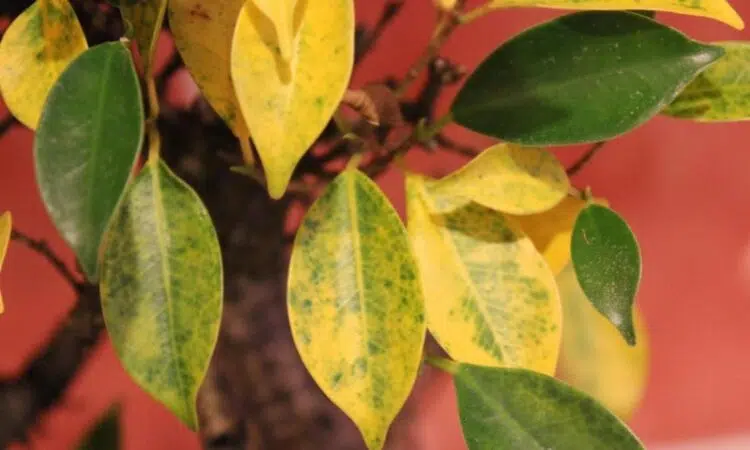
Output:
[434,133,479,157]
[395,11,462,98]
[355,0,406,64]
[0,115,17,136]
[11,229,83,292]
[567,141,608,176]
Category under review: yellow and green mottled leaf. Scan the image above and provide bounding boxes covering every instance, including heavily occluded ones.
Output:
[252,0,297,63]
[99,159,223,431]
[406,174,562,375]
[0,212,11,315]
[557,264,649,420]
[288,169,425,450]
[168,0,249,137]
[119,0,167,76]
[231,0,354,198]
[475,0,743,30]
[0,0,87,129]
[664,42,750,122]
[427,144,569,215]
[511,196,608,275]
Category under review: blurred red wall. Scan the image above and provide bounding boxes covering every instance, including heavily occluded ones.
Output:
[2,0,750,448]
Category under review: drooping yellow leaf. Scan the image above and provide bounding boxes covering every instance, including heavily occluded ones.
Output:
[427,144,569,215]
[288,169,426,450]
[252,0,298,63]
[0,211,11,314]
[119,0,168,76]
[556,264,649,420]
[407,174,562,375]
[0,0,87,129]
[664,42,750,122]
[231,0,355,198]
[168,0,249,136]
[476,0,743,30]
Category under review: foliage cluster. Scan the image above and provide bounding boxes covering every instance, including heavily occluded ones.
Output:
[1,0,748,448]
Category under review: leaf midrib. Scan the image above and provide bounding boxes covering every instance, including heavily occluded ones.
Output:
[459,370,546,450]
[416,182,506,364]
[345,172,372,403]
[83,46,116,274]
[150,163,191,417]
[458,49,713,116]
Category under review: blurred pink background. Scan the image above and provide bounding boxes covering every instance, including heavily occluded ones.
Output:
[2,0,750,448]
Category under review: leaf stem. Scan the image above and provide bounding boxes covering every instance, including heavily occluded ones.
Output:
[145,69,161,164]
[458,1,496,25]
[11,228,84,292]
[237,131,256,166]
[425,356,459,374]
[567,141,608,176]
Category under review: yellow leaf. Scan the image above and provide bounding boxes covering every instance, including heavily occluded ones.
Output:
[407,174,562,375]
[427,143,569,215]
[288,169,426,450]
[479,0,743,30]
[120,0,168,76]
[0,212,11,314]
[252,0,298,63]
[231,0,354,199]
[168,0,249,137]
[556,264,649,420]
[0,0,87,129]
[512,196,609,275]
[664,41,750,122]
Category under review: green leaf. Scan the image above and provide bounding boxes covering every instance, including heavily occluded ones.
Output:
[407,174,562,375]
[426,143,569,215]
[449,363,645,450]
[288,168,426,450]
[77,407,120,450]
[119,0,168,76]
[34,42,143,281]
[99,159,223,431]
[664,41,750,122]
[168,0,249,137]
[571,204,641,345]
[451,11,724,146]
[0,0,88,129]
[231,0,354,198]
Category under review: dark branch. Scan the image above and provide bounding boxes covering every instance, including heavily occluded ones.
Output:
[0,283,103,447]
[11,229,84,293]
[567,141,608,176]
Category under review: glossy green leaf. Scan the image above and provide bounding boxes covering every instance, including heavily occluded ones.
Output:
[449,363,645,450]
[77,407,120,450]
[34,42,143,281]
[557,264,649,421]
[288,169,426,450]
[0,211,11,315]
[99,159,223,431]
[119,0,167,75]
[427,143,569,215]
[0,0,87,129]
[168,0,249,137]
[451,11,724,146]
[664,41,750,121]
[231,0,355,198]
[571,204,641,345]
[407,174,562,375]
